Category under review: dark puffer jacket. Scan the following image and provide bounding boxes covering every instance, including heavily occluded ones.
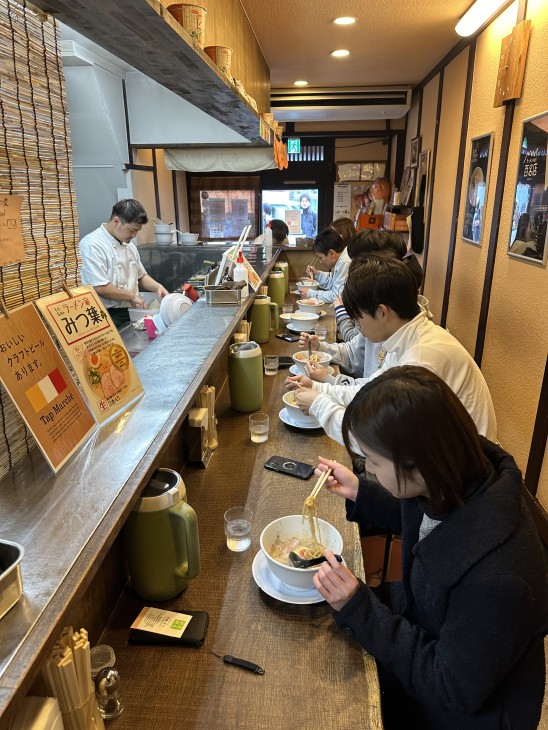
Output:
[334,439,548,729]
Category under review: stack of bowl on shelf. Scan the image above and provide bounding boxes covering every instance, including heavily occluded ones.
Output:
[155,223,175,246]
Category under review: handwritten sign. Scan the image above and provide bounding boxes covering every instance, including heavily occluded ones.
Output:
[0,303,96,472]
[35,286,144,423]
[333,183,352,220]
[0,195,26,266]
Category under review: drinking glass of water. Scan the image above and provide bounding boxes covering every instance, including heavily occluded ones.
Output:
[249,413,269,442]
[224,506,253,552]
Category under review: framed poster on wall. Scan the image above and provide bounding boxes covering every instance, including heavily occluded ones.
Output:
[508,110,548,265]
[462,133,493,245]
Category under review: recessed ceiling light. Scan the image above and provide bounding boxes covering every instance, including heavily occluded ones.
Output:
[294,80,308,86]
[331,49,350,57]
[333,17,356,25]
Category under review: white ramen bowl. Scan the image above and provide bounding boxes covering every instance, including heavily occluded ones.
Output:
[156,232,174,246]
[289,311,319,331]
[179,232,200,245]
[260,515,343,590]
[282,391,319,427]
[297,299,323,315]
[291,350,332,374]
[296,279,320,291]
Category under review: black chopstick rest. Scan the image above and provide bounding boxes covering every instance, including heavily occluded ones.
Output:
[223,654,265,675]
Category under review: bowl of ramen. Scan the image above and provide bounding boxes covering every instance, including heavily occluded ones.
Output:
[282,391,319,427]
[296,279,320,291]
[291,350,332,374]
[84,344,130,401]
[260,515,343,590]
[289,311,319,331]
[297,298,323,314]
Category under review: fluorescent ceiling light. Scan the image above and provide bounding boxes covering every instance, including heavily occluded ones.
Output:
[455,0,508,36]
[294,80,308,86]
[333,17,356,25]
[331,49,350,57]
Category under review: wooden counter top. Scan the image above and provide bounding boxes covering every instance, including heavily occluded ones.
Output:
[101,305,382,729]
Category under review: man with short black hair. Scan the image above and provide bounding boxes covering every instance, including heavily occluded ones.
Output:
[300,227,351,303]
[79,199,168,327]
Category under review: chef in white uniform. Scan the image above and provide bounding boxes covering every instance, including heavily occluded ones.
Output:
[79,199,168,327]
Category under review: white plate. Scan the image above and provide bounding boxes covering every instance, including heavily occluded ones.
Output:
[289,365,334,376]
[279,407,321,430]
[251,551,324,604]
[286,321,315,333]
[180,241,202,246]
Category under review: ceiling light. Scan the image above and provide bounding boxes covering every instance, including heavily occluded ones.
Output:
[331,49,350,58]
[294,80,308,86]
[455,0,509,37]
[333,17,356,25]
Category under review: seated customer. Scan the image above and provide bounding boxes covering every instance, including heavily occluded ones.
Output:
[330,216,356,246]
[79,199,168,328]
[313,366,548,730]
[300,227,351,303]
[288,255,497,444]
[270,218,289,245]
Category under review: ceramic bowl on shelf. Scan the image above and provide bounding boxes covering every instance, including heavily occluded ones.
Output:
[291,350,332,374]
[260,515,343,591]
[179,232,200,245]
[156,232,175,246]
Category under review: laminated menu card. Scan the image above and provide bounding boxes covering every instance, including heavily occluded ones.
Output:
[35,286,144,424]
[0,302,96,472]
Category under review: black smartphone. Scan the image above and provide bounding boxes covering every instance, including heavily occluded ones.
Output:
[128,610,209,647]
[264,455,315,480]
[277,356,293,368]
[276,333,300,342]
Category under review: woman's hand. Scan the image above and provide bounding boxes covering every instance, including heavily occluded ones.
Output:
[315,456,359,502]
[285,374,313,390]
[305,361,328,382]
[294,388,320,414]
[298,333,320,350]
[313,550,360,611]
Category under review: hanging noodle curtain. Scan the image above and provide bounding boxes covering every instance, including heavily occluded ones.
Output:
[164,147,278,173]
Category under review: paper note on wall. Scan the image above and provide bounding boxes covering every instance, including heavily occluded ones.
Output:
[0,195,26,266]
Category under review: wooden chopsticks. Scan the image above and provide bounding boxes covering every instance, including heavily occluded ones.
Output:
[304,468,331,506]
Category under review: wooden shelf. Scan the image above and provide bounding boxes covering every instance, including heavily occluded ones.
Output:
[31,0,268,145]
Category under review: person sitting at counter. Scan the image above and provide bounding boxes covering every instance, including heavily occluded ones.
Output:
[312,366,548,730]
[252,218,289,246]
[330,216,356,246]
[299,227,351,303]
[287,255,497,445]
[79,198,168,328]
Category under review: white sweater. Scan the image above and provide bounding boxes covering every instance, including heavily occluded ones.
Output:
[309,311,498,444]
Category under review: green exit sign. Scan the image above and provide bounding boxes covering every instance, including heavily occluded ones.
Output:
[287,138,301,154]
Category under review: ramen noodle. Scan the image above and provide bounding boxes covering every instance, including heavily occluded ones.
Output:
[268,535,324,567]
[84,344,130,401]
[294,352,322,363]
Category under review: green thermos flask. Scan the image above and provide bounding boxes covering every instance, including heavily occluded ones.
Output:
[267,270,285,311]
[228,341,263,412]
[274,261,289,293]
[249,295,279,344]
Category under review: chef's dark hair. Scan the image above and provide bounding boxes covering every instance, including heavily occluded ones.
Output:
[313,227,345,255]
[110,199,148,225]
[342,366,492,513]
[270,219,289,243]
[342,254,419,320]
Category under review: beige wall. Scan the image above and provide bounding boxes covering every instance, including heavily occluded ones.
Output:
[415,0,548,505]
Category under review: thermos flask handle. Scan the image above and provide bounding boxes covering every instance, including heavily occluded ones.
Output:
[269,302,279,331]
[169,501,201,580]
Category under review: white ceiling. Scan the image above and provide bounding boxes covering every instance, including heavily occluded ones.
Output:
[240,0,474,120]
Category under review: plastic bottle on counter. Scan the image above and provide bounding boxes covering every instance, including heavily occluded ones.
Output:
[264,226,273,257]
[233,250,249,298]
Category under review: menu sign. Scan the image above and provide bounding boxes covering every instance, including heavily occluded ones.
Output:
[0,303,96,472]
[0,194,26,266]
[36,286,144,423]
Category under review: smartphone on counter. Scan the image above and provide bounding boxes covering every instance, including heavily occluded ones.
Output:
[277,356,293,368]
[264,455,315,480]
[129,609,209,647]
[276,333,300,342]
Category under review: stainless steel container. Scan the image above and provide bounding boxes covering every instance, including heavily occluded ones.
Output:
[0,539,24,620]
[204,286,242,305]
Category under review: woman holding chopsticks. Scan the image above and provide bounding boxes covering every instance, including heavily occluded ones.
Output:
[312,365,548,730]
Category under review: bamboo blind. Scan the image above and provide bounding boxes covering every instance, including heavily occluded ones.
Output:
[0,0,80,477]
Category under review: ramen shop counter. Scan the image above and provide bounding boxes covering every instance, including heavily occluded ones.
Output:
[0,251,280,726]
[99,302,383,730]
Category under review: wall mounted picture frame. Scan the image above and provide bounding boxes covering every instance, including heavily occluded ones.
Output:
[415,149,431,207]
[400,166,415,205]
[410,136,421,167]
[462,133,493,245]
[508,110,548,265]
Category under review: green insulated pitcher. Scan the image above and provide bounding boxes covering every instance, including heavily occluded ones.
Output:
[274,261,289,293]
[124,468,200,601]
[267,269,285,311]
[249,295,279,344]
[228,341,263,412]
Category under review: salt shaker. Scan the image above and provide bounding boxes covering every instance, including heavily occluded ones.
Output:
[94,667,123,719]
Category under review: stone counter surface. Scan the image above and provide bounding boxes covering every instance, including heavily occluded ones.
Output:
[0,255,278,722]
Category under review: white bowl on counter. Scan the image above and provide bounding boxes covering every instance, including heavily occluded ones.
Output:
[289,311,319,331]
[154,223,172,234]
[179,232,200,245]
[291,350,332,374]
[156,232,174,246]
[282,391,320,427]
[260,515,343,591]
[297,298,323,315]
[296,279,319,291]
